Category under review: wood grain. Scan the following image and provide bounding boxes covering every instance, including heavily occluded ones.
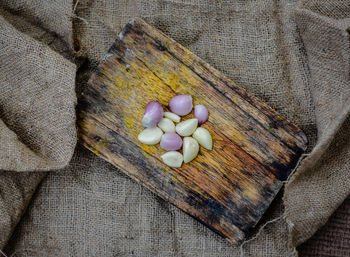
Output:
[77,18,307,244]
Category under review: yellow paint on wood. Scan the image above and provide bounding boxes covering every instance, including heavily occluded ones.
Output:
[78,18,307,245]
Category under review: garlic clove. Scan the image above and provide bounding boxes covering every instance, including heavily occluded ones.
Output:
[164,112,181,123]
[137,127,163,145]
[160,132,183,151]
[193,127,212,150]
[161,151,183,168]
[142,101,164,127]
[183,137,199,163]
[158,118,175,132]
[169,95,193,116]
[175,118,198,136]
[194,104,209,125]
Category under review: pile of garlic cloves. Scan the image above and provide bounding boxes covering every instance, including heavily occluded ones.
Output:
[138,95,212,168]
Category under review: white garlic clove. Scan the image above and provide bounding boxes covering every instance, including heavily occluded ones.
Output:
[158,118,175,132]
[164,112,181,123]
[161,151,183,168]
[183,137,199,163]
[193,127,212,150]
[137,127,163,145]
[175,118,198,136]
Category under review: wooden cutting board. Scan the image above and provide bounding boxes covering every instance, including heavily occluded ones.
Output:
[77,18,307,244]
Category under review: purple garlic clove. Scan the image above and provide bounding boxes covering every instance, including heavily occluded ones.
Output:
[168,95,193,116]
[194,104,208,125]
[142,101,164,127]
[160,132,183,151]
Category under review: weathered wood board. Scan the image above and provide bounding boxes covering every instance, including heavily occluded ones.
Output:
[77,18,307,244]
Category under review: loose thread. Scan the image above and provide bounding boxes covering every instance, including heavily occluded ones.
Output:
[73,0,80,13]
[288,247,298,257]
[281,153,310,184]
[0,249,8,257]
[72,14,89,26]
[72,0,89,26]
[239,215,284,257]
[239,153,309,256]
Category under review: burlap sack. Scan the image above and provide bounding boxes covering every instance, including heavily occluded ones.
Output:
[285,5,350,246]
[0,0,349,256]
[0,0,76,249]
[298,194,350,256]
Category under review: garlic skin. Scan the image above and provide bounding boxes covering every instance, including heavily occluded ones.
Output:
[175,118,198,136]
[194,104,208,125]
[142,101,163,127]
[183,137,199,163]
[137,127,163,145]
[193,127,212,150]
[161,151,183,168]
[158,118,175,132]
[169,95,193,116]
[164,112,181,123]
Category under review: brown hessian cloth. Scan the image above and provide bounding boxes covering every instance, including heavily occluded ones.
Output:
[0,1,349,256]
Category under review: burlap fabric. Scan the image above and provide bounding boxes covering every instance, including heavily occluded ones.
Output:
[298,195,350,256]
[0,0,349,256]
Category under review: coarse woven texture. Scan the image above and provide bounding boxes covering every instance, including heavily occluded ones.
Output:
[298,195,350,257]
[5,145,291,257]
[0,171,45,248]
[0,4,77,172]
[0,0,349,256]
[284,4,350,246]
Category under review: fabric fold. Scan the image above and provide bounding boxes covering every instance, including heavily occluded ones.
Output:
[0,0,75,249]
[0,16,77,171]
[0,0,350,256]
[0,172,45,248]
[285,6,350,246]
